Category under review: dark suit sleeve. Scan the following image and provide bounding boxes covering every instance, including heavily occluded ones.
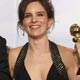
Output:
[0,36,12,80]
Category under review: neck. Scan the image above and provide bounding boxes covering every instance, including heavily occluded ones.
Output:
[28,36,50,54]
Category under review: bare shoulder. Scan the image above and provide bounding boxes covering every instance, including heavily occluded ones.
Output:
[57,44,76,69]
[8,46,23,76]
[9,46,22,56]
[9,46,22,57]
[9,46,23,65]
[57,44,73,56]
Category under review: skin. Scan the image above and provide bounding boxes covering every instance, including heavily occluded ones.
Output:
[9,1,80,80]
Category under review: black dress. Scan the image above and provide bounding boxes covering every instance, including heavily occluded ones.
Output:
[0,36,12,80]
[13,40,69,80]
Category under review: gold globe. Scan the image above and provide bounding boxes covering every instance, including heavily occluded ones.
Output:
[70,24,80,42]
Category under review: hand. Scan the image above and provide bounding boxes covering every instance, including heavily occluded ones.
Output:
[75,42,80,66]
[73,42,80,76]
[68,67,80,80]
[76,43,80,56]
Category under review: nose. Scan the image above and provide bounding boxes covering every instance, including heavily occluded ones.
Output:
[32,16,37,23]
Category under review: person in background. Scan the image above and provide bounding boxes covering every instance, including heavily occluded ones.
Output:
[0,36,12,80]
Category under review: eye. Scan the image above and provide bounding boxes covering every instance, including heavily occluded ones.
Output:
[24,14,31,18]
[37,13,44,16]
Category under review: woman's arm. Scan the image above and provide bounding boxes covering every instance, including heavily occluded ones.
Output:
[0,36,12,80]
[68,43,80,80]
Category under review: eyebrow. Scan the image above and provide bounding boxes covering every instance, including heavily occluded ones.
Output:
[24,11,46,14]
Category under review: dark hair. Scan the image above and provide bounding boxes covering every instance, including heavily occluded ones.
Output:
[18,0,55,25]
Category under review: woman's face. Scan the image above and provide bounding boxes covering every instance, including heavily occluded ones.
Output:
[22,1,53,39]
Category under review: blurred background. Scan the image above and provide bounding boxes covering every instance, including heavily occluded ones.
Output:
[0,0,80,48]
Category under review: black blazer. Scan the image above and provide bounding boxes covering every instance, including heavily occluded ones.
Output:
[0,36,12,80]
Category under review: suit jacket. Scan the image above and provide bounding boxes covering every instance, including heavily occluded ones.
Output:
[0,36,12,80]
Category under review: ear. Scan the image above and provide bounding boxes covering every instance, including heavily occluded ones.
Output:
[18,22,25,31]
[21,22,25,29]
[48,19,54,29]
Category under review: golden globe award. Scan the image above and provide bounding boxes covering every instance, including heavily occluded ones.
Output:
[70,24,80,75]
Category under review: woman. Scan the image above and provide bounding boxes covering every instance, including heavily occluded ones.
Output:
[8,0,80,80]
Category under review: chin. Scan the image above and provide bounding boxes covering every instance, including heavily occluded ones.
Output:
[28,31,47,39]
[29,34,45,39]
